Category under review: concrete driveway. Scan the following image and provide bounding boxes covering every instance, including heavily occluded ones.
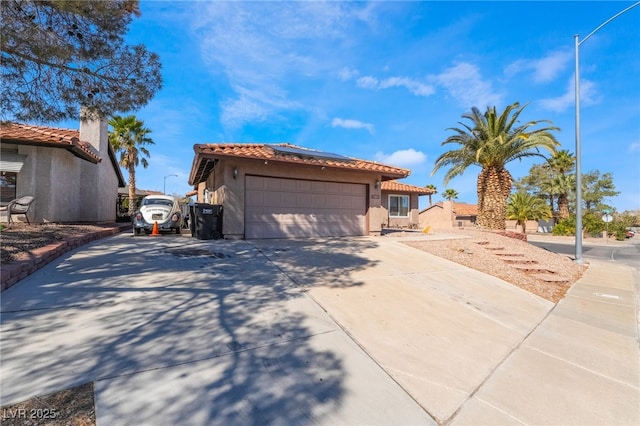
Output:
[1,232,638,425]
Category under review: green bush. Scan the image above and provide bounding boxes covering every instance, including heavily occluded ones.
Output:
[583,212,605,236]
[552,212,606,237]
[607,221,628,240]
[552,217,575,236]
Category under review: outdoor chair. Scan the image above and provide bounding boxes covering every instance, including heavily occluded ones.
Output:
[0,196,35,224]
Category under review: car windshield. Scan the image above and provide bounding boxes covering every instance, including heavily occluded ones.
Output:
[142,198,173,208]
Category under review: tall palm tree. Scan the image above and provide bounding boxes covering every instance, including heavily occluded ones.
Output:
[432,102,559,230]
[108,115,154,215]
[547,149,575,175]
[425,184,437,205]
[552,174,575,220]
[442,188,459,201]
[546,149,575,219]
[506,192,552,233]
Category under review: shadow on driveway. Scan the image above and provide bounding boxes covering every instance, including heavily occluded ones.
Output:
[0,234,427,424]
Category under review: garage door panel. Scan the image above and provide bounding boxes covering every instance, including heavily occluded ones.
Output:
[246,176,265,190]
[245,177,366,238]
[296,180,312,192]
[297,193,312,206]
[311,181,327,193]
[326,195,342,209]
[245,191,264,206]
[249,222,365,239]
[311,194,326,208]
[281,193,299,208]
[264,178,284,191]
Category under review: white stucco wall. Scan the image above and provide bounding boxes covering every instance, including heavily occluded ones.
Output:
[78,115,118,222]
[2,115,119,223]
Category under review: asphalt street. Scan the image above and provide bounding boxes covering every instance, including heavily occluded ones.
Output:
[529,237,640,268]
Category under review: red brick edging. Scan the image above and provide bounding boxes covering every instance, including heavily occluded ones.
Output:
[1,225,129,292]
[496,230,528,242]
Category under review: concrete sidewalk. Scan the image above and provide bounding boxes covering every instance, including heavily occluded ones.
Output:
[452,258,640,425]
[257,237,640,425]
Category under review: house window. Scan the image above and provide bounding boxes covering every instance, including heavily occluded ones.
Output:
[1,171,17,205]
[389,194,409,218]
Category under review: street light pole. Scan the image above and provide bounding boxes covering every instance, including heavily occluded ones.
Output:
[573,1,639,264]
[163,174,178,195]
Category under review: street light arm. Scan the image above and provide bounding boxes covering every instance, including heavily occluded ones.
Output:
[573,1,639,264]
[163,174,179,194]
[578,1,640,45]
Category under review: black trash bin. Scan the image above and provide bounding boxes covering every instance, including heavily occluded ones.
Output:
[191,203,223,240]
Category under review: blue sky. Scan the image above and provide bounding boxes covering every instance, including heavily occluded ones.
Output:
[67,1,640,211]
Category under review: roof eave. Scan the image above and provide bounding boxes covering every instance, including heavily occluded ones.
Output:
[2,138,101,164]
[189,148,411,185]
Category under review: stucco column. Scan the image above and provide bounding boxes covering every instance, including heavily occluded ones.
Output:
[368,179,383,236]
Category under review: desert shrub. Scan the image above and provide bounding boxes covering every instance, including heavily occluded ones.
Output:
[552,216,575,236]
[552,212,606,237]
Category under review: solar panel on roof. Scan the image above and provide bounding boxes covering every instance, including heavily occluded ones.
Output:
[270,145,352,162]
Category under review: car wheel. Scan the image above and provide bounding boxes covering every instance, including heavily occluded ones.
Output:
[175,226,181,235]
[133,227,142,236]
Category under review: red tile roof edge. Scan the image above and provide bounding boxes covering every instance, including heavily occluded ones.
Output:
[381,180,435,195]
[190,143,411,184]
[1,122,102,164]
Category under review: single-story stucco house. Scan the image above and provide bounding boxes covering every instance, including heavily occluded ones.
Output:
[188,143,425,239]
[419,201,478,229]
[420,201,553,233]
[380,180,435,229]
[0,116,125,223]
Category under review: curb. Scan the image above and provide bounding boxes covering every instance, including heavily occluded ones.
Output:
[1,224,130,292]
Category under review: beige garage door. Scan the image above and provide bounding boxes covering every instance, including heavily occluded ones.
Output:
[245,176,367,239]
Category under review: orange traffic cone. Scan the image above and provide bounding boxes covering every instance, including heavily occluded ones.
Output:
[151,221,160,236]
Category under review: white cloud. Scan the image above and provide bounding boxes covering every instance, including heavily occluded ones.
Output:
[431,62,503,108]
[505,50,572,83]
[375,149,427,167]
[539,76,599,112]
[356,75,434,97]
[629,142,640,153]
[379,77,435,96]
[331,118,374,134]
[192,2,373,129]
[338,67,359,81]
[356,76,380,89]
[221,96,269,128]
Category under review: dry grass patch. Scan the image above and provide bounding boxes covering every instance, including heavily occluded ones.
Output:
[1,383,94,426]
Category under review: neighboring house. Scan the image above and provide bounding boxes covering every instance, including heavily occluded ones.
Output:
[188,143,410,239]
[420,201,551,233]
[419,201,478,229]
[380,180,434,228]
[0,116,125,223]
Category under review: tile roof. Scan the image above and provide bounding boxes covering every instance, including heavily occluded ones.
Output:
[422,201,478,216]
[189,143,411,185]
[452,202,478,216]
[1,122,101,163]
[381,180,435,195]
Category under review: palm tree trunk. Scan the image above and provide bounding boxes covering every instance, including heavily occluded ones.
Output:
[128,164,136,216]
[557,194,570,220]
[477,166,512,230]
